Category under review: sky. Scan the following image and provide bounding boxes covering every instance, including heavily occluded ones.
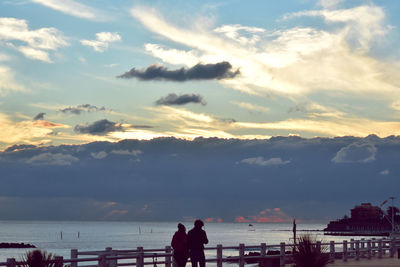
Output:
[1,0,400,221]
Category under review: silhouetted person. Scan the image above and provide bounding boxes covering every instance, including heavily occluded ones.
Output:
[187,220,208,267]
[171,223,189,267]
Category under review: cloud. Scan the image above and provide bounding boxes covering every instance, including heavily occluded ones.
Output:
[240,156,290,166]
[130,5,400,98]
[81,32,121,52]
[111,149,142,156]
[33,112,45,121]
[31,0,107,21]
[74,119,123,135]
[117,61,239,81]
[0,65,25,94]
[380,169,389,175]
[235,208,292,223]
[26,152,79,166]
[91,151,107,159]
[0,17,68,62]
[232,101,269,113]
[60,104,107,115]
[155,93,206,106]
[318,0,344,9]
[332,142,377,163]
[4,144,36,152]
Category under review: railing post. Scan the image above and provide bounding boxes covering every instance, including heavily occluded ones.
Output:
[98,255,107,267]
[55,256,63,267]
[280,242,285,267]
[165,246,172,267]
[390,238,395,258]
[367,240,371,260]
[372,238,376,256]
[329,241,335,263]
[355,240,360,261]
[361,238,365,257]
[260,243,266,267]
[239,243,245,267]
[137,247,144,267]
[382,239,386,255]
[106,247,117,267]
[343,240,348,262]
[316,241,321,253]
[378,240,383,259]
[6,258,16,267]
[217,244,223,267]
[71,249,78,267]
[350,238,354,255]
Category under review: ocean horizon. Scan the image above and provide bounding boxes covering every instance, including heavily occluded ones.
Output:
[0,220,378,262]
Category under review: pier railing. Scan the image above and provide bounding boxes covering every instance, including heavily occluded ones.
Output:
[1,237,400,267]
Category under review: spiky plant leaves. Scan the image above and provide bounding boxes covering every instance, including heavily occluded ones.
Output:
[19,250,60,267]
[292,234,330,267]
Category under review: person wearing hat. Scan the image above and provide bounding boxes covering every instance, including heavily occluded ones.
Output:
[171,223,189,267]
[187,220,208,267]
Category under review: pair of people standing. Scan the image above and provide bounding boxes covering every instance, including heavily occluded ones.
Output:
[171,220,208,267]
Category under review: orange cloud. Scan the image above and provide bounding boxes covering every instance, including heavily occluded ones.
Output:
[32,120,67,128]
[205,217,215,223]
[235,208,292,223]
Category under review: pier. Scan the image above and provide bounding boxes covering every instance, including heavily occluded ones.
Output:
[1,237,400,267]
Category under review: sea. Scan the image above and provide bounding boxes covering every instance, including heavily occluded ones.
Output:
[0,221,376,263]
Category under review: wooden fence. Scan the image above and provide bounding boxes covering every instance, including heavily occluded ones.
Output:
[1,237,399,267]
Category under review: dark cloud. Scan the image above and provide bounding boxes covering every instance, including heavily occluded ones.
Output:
[4,144,36,152]
[74,119,123,135]
[155,93,206,106]
[117,61,239,81]
[131,125,154,129]
[60,104,107,115]
[1,135,400,221]
[33,112,46,120]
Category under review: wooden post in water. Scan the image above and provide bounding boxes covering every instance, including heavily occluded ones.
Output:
[329,241,335,263]
[217,244,223,267]
[137,247,144,267]
[71,249,78,267]
[350,238,354,255]
[280,242,285,267]
[165,246,172,267]
[361,238,365,257]
[343,240,348,262]
[239,243,245,267]
[6,258,16,267]
[372,238,376,256]
[355,240,360,261]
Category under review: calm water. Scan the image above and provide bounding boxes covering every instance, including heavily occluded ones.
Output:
[0,221,373,262]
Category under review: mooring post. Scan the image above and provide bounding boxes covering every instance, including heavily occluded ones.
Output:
[378,240,383,259]
[137,247,144,267]
[6,258,16,267]
[239,243,245,267]
[261,242,266,258]
[98,255,107,267]
[106,247,117,267]
[329,241,335,263]
[71,249,78,267]
[280,242,285,267]
[217,244,223,267]
[355,240,360,261]
[165,246,172,267]
[343,240,348,262]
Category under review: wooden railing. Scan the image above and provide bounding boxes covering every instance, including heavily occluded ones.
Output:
[1,237,399,267]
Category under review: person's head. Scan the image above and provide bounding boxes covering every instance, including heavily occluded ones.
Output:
[178,223,186,231]
[194,219,204,228]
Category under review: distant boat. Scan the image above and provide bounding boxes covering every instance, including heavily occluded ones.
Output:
[248,224,255,231]
[248,224,253,226]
